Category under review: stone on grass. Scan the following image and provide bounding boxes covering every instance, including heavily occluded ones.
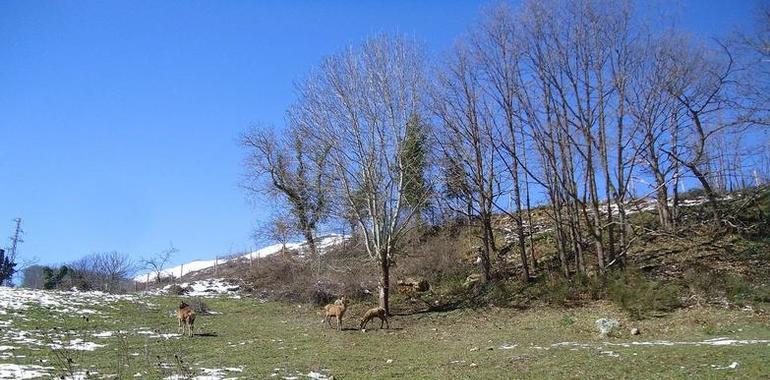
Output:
[630,327,640,336]
[595,318,620,338]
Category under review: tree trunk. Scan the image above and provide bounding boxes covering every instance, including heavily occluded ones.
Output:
[302,227,319,274]
[378,252,390,316]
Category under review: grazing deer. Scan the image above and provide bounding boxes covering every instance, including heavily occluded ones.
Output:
[360,307,389,330]
[323,297,349,331]
[177,302,196,337]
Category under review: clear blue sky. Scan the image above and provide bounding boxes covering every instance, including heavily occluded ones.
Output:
[0,0,755,270]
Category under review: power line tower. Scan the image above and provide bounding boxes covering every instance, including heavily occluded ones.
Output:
[8,218,23,263]
[2,218,22,286]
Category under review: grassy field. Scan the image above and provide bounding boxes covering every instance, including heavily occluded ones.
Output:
[2,288,770,379]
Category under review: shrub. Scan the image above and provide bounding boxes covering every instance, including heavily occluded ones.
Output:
[560,314,575,327]
[190,298,209,314]
[607,270,681,320]
[394,230,472,291]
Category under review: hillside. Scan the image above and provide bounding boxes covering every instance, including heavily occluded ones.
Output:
[2,188,770,379]
[133,234,346,283]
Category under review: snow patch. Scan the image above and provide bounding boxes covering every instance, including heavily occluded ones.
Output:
[0,364,54,379]
[135,234,346,282]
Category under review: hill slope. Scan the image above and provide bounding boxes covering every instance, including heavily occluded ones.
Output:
[133,234,345,283]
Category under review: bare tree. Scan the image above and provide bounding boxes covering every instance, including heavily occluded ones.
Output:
[253,213,297,255]
[431,41,500,284]
[242,123,332,266]
[142,246,176,284]
[70,251,135,292]
[292,35,429,314]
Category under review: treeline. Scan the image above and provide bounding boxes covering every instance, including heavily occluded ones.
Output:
[22,251,135,293]
[242,0,770,313]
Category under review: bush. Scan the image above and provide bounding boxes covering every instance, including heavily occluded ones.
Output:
[685,265,770,305]
[168,284,189,295]
[607,270,681,320]
[240,241,378,305]
[393,230,471,291]
[190,298,209,314]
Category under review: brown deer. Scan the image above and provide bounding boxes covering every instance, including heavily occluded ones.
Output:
[359,307,389,330]
[177,302,196,337]
[323,297,349,331]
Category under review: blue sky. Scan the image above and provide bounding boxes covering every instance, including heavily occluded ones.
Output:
[0,0,756,271]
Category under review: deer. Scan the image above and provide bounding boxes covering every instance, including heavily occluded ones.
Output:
[323,296,349,331]
[359,307,389,330]
[177,302,196,337]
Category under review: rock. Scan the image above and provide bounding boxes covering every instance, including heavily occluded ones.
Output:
[470,347,479,352]
[469,363,478,368]
[396,278,430,293]
[386,359,393,364]
[595,318,620,338]
[630,327,640,336]
[486,346,494,351]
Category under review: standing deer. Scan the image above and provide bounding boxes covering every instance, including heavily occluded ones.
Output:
[177,302,196,337]
[323,297,349,331]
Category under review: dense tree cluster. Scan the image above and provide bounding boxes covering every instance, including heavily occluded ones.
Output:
[243,0,769,312]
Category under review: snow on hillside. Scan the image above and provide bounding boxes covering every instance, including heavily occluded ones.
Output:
[134,234,346,283]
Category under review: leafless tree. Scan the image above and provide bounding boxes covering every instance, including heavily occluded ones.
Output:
[253,213,296,255]
[291,35,429,314]
[141,246,176,284]
[242,123,332,266]
[470,3,532,280]
[430,40,500,284]
[70,251,135,292]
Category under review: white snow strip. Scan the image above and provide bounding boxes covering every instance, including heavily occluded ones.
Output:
[712,361,740,370]
[134,234,346,282]
[0,364,54,379]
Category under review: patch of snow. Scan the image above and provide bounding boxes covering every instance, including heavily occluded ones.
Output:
[599,350,620,357]
[49,338,105,351]
[0,364,54,379]
[538,336,770,356]
[143,278,242,298]
[0,286,150,316]
[136,329,181,339]
[712,361,740,370]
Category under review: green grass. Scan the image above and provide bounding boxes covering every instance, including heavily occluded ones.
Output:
[3,295,770,379]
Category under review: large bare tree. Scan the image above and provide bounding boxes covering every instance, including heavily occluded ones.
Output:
[242,123,332,266]
[430,41,500,284]
[291,35,429,314]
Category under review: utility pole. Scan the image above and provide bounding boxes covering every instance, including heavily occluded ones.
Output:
[8,218,23,263]
[4,218,23,286]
